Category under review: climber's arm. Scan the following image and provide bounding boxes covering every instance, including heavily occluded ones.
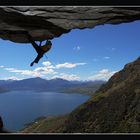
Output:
[39,41,43,47]
[26,33,42,53]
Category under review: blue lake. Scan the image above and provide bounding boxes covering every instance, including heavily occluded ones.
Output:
[0,91,89,132]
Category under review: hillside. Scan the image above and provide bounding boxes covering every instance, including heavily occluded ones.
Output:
[21,56,140,133]
[62,81,105,96]
[0,87,8,93]
[60,57,140,133]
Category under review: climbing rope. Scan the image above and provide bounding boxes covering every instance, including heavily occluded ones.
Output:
[44,54,48,60]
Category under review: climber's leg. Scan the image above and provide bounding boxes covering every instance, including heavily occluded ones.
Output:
[34,53,44,64]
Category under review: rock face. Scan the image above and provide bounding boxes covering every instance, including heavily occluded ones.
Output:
[0,7,140,43]
[0,116,8,133]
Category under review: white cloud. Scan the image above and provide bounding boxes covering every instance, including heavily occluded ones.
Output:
[93,58,98,62]
[103,56,110,59]
[1,61,86,79]
[41,61,86,69]
[0,76,21,80]
[5,67,42,77]
[2,61,56,77]
[35,61,56,75]
[42,61,55,69]
[106,47,116,51]
[51,73,80,81]
[42,61,52,66]
[0,65,4,68]
[88,69,117,81]
[5,68,20,73]
[55,62,86,69]
[73,46,80,51]
[111,48,116,51]
[34,67,57,75]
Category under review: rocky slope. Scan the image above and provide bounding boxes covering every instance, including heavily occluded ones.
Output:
[0,7,140,43]
[21,56,140,133]
[58,57,140,133]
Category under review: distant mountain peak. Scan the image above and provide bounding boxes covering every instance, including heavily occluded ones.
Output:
[50,78,70,82]
[28,77,47,81]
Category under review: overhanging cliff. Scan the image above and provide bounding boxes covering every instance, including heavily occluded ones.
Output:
[0,7,140,43]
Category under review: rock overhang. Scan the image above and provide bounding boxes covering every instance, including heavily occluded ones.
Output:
[0,6,140,43]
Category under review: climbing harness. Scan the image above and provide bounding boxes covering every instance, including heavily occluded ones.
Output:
[46,40,52,46]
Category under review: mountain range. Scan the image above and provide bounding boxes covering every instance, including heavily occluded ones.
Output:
[0,77,105,95]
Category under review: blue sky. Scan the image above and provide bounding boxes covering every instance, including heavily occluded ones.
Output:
[0,20,140,81]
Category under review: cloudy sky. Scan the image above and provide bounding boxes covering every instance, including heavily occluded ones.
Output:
[0,20,140,81]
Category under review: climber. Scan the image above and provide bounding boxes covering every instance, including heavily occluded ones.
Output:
[26,33,52,67]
